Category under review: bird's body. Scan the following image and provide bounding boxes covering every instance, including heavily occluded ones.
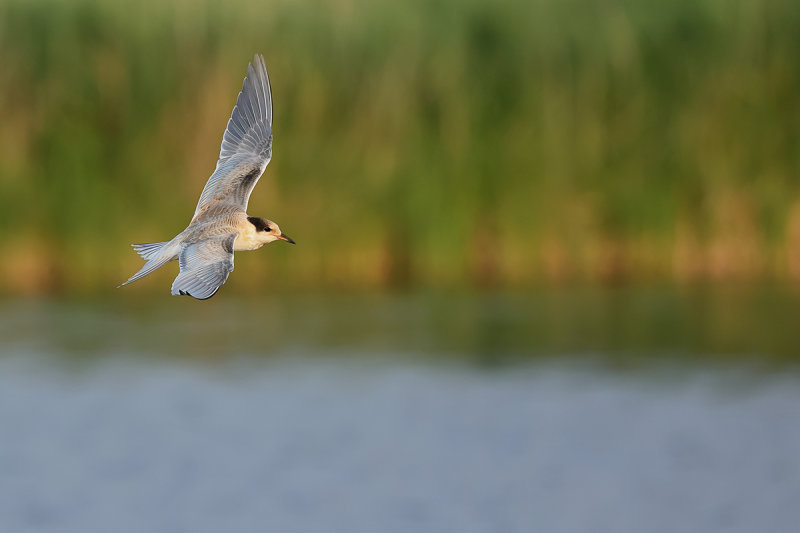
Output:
[119,54,294,300]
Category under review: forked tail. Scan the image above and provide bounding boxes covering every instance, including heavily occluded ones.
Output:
[118,241,176,287]
[131,241,168,261]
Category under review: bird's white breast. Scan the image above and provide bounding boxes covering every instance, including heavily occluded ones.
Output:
[233,225,264,251]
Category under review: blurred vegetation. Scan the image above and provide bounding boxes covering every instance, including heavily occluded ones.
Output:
[0,0,799,295]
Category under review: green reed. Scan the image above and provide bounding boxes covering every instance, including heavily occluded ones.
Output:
[0,0,798,293]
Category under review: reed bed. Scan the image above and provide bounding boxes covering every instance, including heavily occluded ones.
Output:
[0,0,798,293]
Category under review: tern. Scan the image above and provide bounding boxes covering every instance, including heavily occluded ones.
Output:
[119,54,294,299]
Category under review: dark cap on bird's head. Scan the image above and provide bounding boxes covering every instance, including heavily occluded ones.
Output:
[247,216,271,232]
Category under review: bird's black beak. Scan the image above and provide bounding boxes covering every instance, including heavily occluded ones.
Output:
[277,233,296,244]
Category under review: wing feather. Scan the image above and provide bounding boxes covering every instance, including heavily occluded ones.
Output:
[194,54,273,217]
[171,234,236,300]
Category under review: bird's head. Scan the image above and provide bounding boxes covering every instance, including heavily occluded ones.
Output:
[248,216,295,245]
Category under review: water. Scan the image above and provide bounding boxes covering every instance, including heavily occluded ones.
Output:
[0,288,799,532]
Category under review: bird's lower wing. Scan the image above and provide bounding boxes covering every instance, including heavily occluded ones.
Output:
[171,234,237,300]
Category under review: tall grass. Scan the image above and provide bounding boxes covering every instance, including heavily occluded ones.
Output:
[0,0,799,294]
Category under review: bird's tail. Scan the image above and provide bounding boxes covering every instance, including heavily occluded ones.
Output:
[118,241,176,288]
[131,241,169,261]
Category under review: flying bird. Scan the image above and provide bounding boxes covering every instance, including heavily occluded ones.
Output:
[119,54,294,299]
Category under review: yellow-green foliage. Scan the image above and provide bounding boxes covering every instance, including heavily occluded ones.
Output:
[0,0,799,293]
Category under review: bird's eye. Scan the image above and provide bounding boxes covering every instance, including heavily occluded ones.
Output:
[264,226,272,232]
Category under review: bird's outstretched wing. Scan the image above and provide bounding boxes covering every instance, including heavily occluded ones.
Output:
[171,234,237,300]
[193,54,273,218]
